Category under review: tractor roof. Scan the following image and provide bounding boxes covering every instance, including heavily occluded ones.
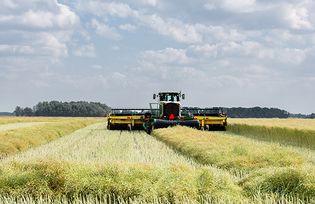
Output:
[158,92,180,94]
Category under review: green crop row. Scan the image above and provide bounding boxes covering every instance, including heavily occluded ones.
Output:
[153,126,304,173]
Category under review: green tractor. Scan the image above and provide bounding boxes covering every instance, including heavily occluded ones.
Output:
[143,92,200,134]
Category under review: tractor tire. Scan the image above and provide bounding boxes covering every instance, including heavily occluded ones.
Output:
[144,121,153,135]
[205,125,210,131]
[146,126,153,135]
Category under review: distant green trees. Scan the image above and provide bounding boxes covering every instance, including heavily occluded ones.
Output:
[226,107,290,118]
[14,101,110,117]
[12,103,315,118]
[14,106,33,116]
[183,106,291,118]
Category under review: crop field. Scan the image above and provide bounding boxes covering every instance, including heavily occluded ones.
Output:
[228,118,315,149]
[0,117,315,203]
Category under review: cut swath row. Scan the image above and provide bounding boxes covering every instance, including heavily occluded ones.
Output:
[152,126,315,200]
[0,118,101,157]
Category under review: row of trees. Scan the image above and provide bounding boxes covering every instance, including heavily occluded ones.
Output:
[14,101,111,117]
[225,107,290,118]
[181,106,293,118]
[12,103,315,118]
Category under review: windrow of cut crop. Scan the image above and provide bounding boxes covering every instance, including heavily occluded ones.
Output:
[0,161,243,203]
[227,124,315,150]
[152,126,315,201]
[152,126,305,174]
[0,118,100,157]
[239,165,315,200]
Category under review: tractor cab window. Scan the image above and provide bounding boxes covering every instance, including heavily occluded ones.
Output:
[159,94,180,102]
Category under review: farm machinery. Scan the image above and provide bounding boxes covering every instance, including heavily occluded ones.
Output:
[107,92,227,134]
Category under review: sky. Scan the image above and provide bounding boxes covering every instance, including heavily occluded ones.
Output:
[1,0,315,114]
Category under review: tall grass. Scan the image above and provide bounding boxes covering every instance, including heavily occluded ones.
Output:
[153,126,304,173]
[228,124,315,150]
[0,118,100,157]
[240,166,315,200]
[0,194,311,204]
[0,160,243,203]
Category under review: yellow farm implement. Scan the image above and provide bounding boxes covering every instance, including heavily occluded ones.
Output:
[107,92,227,133]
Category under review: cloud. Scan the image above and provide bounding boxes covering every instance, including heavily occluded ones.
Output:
[74,1,247,44]
[203,0,315,32]
[90,19,120,40]
[0,44,34,56]
[138,14,203,43]
[139,0,160,7]
[0,0,80,64]
[73,44,95,57]
[77,1,136,18]
[205,0,257,13]
[0,1,79,29]
[140,48,192,65]
[283,4,312,30]
[1,0,315,113]
[119,24,137,32]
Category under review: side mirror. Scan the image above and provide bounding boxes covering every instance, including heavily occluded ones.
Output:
[153,94,156,99]
[182,94,185,100]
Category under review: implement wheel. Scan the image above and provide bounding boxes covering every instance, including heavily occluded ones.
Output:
[144,121,153,135]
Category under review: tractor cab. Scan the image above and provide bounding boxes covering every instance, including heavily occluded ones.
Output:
[153,92,185,120]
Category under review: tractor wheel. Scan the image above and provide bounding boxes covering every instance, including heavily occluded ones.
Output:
[145,121,153,134]
[146,126,153,134]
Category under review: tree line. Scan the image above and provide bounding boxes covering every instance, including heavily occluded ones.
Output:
[225,107,290,118]
[14,101,111,117]
[225,107,315,118]
[184,106,315,118]
[11,103,315,118]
